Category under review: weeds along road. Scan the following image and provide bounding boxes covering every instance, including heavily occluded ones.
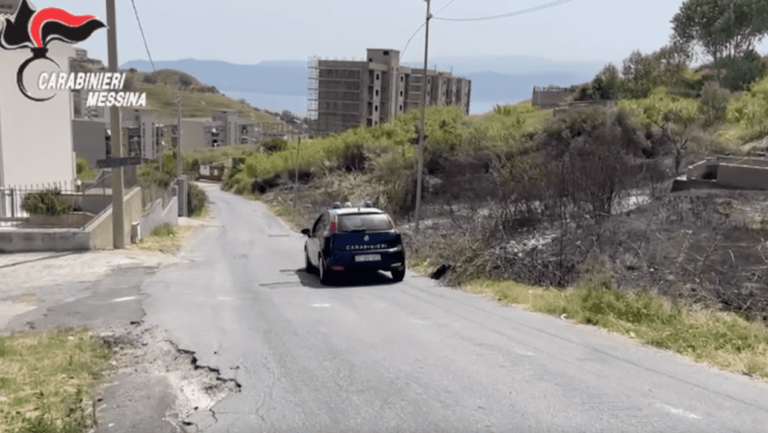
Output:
[139,183,768,433]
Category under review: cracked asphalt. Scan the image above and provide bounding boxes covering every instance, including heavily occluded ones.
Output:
[6,183,768,432]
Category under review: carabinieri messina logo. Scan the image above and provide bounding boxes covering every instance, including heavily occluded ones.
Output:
[0,0,146,107]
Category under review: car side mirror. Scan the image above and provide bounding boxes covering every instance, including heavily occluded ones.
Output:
[301,229,311,237]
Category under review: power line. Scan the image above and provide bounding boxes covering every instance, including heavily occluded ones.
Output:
[130,0,156,71]
[400,22,427,60]
[435,0,459,15]
[400,0,457,60]
[433,0,573,22]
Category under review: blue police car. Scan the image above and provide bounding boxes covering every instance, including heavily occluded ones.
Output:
[302,201,406,284]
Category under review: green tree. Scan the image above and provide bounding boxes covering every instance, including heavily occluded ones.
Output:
[621,87,699,173]
[672,0,768,86]
[719,49,768,92]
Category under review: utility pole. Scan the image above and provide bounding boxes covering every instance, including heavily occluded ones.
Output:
[106,0,125,249]
[294,137,301,209]
[176,97,186,217]
[414,0,431,235]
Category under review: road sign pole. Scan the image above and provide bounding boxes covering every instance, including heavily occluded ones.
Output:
[106,0,125,249]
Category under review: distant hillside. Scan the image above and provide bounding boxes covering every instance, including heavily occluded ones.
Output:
[123,68,283,123]
[123,56,607,115]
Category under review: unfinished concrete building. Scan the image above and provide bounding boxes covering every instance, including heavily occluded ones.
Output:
[673,156,768,192]
[308,48,471,134]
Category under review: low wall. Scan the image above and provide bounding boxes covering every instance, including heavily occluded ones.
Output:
[138,193,178,240]
[718,164,768,190]
[0,187,143,253]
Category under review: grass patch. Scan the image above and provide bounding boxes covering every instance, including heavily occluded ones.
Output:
[465,277,768,381]
[132,223,194,254]
[0,328,110,432]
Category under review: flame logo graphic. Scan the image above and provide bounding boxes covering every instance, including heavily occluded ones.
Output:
[0,0,106,101]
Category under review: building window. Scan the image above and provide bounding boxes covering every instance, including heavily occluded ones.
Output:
[375,89,379,97]
[400,76,404,82]
[399,104,403,111]
[375,105,378,112]
[383,50,389,56]
[399,90,403,97]
[376,73,380,81]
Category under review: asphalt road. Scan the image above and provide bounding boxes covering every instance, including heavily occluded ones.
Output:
[139,183,768,432]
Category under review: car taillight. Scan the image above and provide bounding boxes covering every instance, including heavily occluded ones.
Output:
[330,220,337,233]
[387,216,394,229]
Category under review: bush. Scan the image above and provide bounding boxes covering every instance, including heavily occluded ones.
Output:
[262,137,288,153]
[76,158,89,175]
[142,73,157,84]
[187,183,207,216]
[22,188,73,216]
[699,82,731,126]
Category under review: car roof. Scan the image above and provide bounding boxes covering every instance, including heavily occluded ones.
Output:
[329,207,386,216]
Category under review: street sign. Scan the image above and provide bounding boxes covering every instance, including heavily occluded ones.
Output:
[97,156,142,169]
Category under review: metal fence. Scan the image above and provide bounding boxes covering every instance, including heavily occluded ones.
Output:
[84,166,138,194]
[0,181,78,220]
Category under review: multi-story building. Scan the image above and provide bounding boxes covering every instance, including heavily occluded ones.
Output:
[308,48,471,134]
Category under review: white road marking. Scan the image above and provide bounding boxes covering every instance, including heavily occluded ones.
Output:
[217,297,232,301]
[411,319,431,324]
[112,297,136,302]
[312,304,331,307]
[655,403,701,419]
[515,349,535,356]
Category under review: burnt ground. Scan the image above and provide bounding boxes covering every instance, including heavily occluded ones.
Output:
[257,153,768,324]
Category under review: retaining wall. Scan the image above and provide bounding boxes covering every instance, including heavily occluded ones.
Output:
[0,187,144,252]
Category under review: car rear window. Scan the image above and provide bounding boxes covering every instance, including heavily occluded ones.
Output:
[338,214,391,232]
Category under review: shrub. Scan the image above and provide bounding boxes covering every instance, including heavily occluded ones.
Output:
[187,182,207,216]
[22,188,73,216]
[76,158,88,175]
[699,82,731,126]
[262,137,288,153]
[142,73,157,84]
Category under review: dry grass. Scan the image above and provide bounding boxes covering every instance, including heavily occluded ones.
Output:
[465,277,768,382]
[0,328,110,431]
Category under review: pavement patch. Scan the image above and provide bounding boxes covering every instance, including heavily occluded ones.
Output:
[97,323,241,431]
[654,403,701,419]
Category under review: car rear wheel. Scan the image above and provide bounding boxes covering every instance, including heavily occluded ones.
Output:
[319,256,333,285]
[305,249,317,274]
[391,268,405,282]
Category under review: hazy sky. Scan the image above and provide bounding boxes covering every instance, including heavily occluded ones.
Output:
[18,0,768,67]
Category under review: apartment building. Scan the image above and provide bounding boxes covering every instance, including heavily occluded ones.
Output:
[308,48,471,134]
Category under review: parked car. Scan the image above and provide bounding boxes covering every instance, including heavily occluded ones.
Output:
[302,202,406,284]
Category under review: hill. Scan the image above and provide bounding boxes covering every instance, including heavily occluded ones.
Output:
[123,68,284,124]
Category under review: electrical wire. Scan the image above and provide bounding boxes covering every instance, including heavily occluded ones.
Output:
[130,0,156,71]
[433,0,573,21]
[435,0,459,15]
[400,0,458,60]
[399,22,427,60]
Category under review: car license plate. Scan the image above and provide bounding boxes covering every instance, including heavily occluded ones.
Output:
[355,254,381,262]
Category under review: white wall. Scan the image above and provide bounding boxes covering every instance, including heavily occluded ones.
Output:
[0,42,77,188]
